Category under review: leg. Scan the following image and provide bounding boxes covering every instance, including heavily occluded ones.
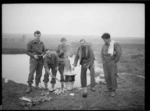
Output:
[35,59,44,87]
[49,67,57,91]
[58,63,65,88]
[43,67,50,89]
[81,65,87,88]
[109,61,118,91]
[58,63,65,82]
[50,67,57,85]
[89,65,96,88]
[103,63,112,91]
[27,58,38,85]
[26,58,38,93]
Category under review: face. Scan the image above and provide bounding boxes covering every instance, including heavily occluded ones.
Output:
[61,40,67,45]
[103,38,110,45]
[80,40,86,47]
[34,33,41,41]
[46,51,51,57]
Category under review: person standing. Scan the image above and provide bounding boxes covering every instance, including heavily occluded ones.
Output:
[101,33,122,97]
[56,37,71,89]
[43,50,59,91]
[73,39,96,98]
[26,30,45,93]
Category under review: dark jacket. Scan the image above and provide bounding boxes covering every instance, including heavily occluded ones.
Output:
[74,44,95,66]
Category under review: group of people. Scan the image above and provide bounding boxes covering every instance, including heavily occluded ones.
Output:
[26,30,122,98]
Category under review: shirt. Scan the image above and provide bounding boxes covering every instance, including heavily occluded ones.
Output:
[56,44,70,59]
[101,42,122,64]
[44,52,59,69]
[26,39,45,58]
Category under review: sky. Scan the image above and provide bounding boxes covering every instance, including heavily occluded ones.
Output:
[2,3,144,38]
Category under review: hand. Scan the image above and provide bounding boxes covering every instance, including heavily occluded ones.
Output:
[34,55,39,59]
[43,54,47,58]
[83,64,88,69]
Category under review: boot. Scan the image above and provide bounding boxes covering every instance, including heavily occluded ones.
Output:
[26,84,32,93]
[44,83,48,90]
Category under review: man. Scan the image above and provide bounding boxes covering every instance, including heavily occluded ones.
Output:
[73,39,96,98]
[26,30,45,93]
[101,33,122,97]
[43,50,59,91]
[56,37,71,89]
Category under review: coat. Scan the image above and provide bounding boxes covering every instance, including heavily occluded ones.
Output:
[74,44,95,67]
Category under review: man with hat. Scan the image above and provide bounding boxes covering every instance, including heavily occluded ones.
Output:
[43,50,59,91]
[101,33,122,97]
[26,30,45,93]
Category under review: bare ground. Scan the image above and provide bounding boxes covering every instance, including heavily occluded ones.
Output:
[2,72,144,110]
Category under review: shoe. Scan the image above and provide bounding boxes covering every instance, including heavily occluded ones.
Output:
[49,87,55,92]
[26,86,32,93]
[90,87,96,92]
[110,91,116,97]
[82,92,87,98]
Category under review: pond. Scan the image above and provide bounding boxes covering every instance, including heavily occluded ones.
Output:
[2,54,104,88]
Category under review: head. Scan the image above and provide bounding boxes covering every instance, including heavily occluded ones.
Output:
[101,33,111,45]
[80,39,86,47]
[46,50,51,58]
[61,37,67,45]
[34,30,41,41]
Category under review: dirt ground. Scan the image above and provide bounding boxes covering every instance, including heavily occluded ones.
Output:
[2,72,144,110]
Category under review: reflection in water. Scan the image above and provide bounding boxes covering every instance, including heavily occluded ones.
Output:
[2,54,104,88]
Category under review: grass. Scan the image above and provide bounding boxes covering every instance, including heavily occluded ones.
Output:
[2,42,145,77]
[95,44,145,76]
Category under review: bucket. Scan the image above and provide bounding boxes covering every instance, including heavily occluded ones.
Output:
[64,74,76,90]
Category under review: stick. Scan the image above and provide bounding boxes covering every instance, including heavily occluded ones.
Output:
[49,72,60,82]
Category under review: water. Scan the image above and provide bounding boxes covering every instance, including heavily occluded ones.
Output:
[2,54,104,88]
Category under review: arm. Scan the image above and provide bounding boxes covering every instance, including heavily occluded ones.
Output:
[26,41,34,57]
[114,43,122,63]
[55,53,59,68]
[42,43,46,55]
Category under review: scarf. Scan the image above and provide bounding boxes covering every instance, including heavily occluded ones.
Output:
[108,40,116,56]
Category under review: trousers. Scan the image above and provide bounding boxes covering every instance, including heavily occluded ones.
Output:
[80,64,96,88]
[27,58,44,85]
[103,60,118,90]
[43,65,57,84]
[58,62,65,82]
